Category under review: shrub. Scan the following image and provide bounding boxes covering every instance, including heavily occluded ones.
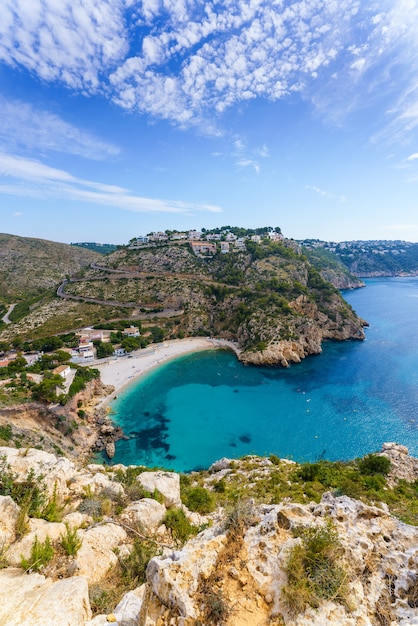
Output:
[282,523,348,616]
[224,499,256,534]
[41,485,63,522]
[202,589,229,624]
[119,538,159,587]
[21,535,54,572]
[0,424,12,442]
[0,459,47,518]
[358,454,391,476]
[61,524,82,556]
[163,508,199,544]
[78,495,105,521]
[183,486,215,514]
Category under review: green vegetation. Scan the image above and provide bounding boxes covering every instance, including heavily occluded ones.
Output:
[60,523,82,556]
[282,522,348,615]
[119,538,159,587]
[20,535,54,572]
[0,424,13,442]
[189,454,418,526]
[68,366,99,398]
[0,229,366,362]
[94,341,115,358]
[358,453,391,475]
[32,373,64,403]
[0,457,47,519]
[71,242,118,255]
[41,485,64,522]
[181,485,215,514]
[163,508,199,544]
[0,233,100,303]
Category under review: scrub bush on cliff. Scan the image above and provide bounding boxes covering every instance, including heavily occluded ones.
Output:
[282,522,348,615]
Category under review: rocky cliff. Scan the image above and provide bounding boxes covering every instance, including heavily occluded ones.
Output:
[0,443,417,625]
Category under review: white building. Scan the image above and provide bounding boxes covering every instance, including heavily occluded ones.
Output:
[188,230,202,240]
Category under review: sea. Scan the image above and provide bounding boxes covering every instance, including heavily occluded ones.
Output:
[106,277,418,472]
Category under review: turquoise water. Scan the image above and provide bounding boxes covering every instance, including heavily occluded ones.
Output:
[107,278,418,471]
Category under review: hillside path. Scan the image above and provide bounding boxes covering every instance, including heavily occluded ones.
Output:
[1,303,15,325]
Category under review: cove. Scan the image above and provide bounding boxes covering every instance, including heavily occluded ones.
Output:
[106,277,418,472]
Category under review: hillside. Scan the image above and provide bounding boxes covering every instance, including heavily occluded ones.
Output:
[59,238,367,366]
[301,239,418,277]
[0,233,101,302]
[0,443,418,625]
[0,232,367,366]
[70,242,118,255]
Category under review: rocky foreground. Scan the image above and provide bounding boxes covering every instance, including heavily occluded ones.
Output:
[0,443,418,625]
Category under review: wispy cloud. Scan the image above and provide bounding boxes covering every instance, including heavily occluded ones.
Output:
[407,153,418,161]
[212,136,269,174]
[1,1,418,142]
[0,152,222,215]
[306,185,347,202]
[0,97,120,160]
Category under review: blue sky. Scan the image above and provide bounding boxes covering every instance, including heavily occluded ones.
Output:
[1,0,418,244]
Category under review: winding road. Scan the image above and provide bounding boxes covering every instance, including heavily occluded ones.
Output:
[1,303,16,325]
[56,260,235,314]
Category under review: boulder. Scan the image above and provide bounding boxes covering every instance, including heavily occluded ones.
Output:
[0,446,76,499]
[76,522,127,584]
[143,527,228,621]
[6,518,67,566]
[209,457,232,473]
[0,495,20,548]
[63,511,91,529]
[137,471,181,508]
[379,442,418,486]
[113,585,146,626]
[68,471,124,498]
[120,498,166,533]
[105,442,116,459]
[0,568,91,625]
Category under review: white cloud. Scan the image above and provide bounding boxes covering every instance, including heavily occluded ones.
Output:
[1,0,418,142]
[0,0,128,91]
[237,159,260,174]
[407,153,418,161]
[306,185,347,202]
[0,152,223,215]
[0,97,120,160]
[13,211,22,216]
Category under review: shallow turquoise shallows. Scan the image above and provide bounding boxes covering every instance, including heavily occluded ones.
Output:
[106,278,418,472]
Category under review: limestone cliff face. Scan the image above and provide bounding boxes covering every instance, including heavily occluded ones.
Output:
[239,293,367,367]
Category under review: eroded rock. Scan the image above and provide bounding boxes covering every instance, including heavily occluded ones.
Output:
[137,471,181,508]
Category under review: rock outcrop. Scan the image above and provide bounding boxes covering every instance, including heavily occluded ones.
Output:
[137,471,181,508]
[0,569,91,626]
[0,444,418,625]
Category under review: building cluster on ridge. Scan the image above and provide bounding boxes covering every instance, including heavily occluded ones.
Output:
[129,226,284,256]
[299,238,413,257]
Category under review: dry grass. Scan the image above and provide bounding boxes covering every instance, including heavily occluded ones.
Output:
[282,522,349,616]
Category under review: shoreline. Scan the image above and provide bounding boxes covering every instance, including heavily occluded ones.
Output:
[94,337,241,410]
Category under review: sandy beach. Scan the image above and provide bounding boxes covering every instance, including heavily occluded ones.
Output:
[94,338,240,407]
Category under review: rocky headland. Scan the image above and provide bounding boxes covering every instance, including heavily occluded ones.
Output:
[0,442,418,625]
